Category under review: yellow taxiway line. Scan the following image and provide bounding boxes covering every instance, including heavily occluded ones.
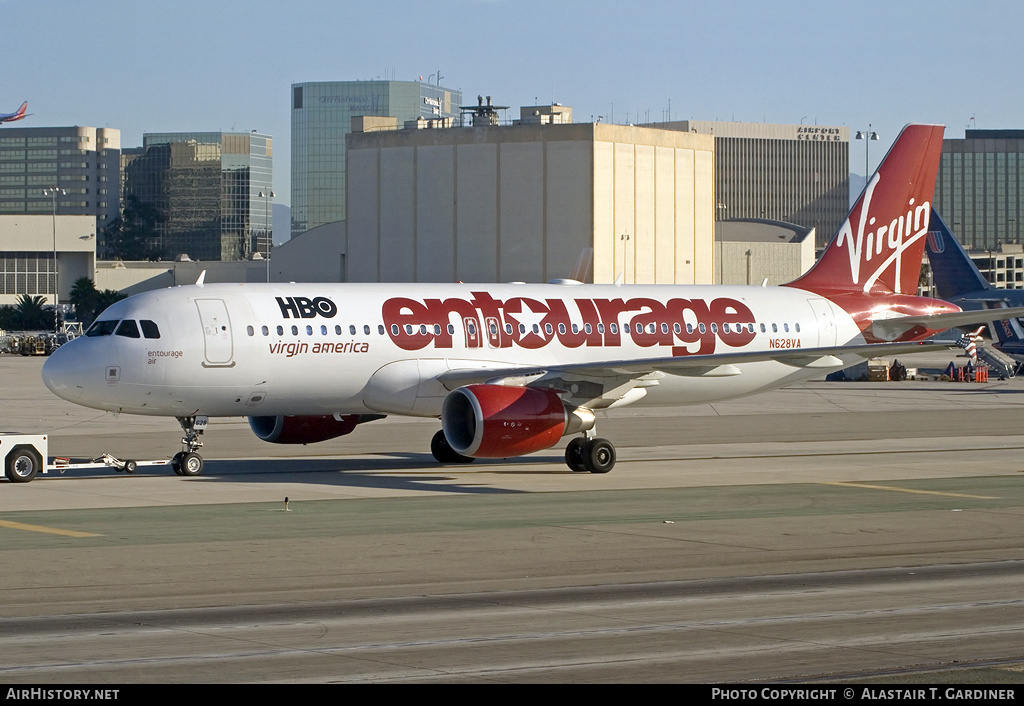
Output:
[0,520,100,538]
[821,481,997,500]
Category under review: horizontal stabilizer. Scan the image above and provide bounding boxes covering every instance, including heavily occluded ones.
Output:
[869,306,1024,341]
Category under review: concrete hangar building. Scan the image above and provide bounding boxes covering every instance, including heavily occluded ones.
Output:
[344,108,717,285]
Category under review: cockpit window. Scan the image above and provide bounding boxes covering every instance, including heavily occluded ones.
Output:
[140,320,160,339]
[115,320,140,339]
[85,320,119,337]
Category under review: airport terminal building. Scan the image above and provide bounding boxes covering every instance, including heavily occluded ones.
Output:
[0,214,96,306]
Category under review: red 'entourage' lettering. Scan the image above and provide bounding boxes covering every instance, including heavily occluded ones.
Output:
[380,293,756,355]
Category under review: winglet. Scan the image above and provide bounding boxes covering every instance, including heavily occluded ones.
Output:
[195,270,206,286]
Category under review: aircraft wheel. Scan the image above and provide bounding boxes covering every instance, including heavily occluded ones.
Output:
[124,460,137,474]
[178,452,204,477]
[5,446,42,483]
[430,430,475,464]
[565,437,589,472]
[171,452,185,476]
[583,438,616,474]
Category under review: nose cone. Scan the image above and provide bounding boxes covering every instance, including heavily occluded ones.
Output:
[42,339,86,404]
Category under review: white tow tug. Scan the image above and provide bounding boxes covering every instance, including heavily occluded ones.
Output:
[0,432,170,483]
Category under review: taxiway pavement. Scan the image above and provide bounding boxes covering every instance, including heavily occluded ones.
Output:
[1,352,1023,683]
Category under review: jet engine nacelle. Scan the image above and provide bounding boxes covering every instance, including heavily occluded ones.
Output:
[249,414,362,444]
[441,384,595,459]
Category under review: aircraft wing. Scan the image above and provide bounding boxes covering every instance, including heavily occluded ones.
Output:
[438,339,957,390]
[440,306,1024,392]
[868,306,1024,341]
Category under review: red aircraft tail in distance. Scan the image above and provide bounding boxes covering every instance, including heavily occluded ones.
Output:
[0,102,29,124]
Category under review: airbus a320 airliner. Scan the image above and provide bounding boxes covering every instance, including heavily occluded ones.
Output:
[42,124,1024,476]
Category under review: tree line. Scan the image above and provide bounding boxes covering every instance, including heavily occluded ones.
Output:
[0,278,124,332]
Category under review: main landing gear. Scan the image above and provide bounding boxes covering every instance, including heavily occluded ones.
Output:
[172,415,207,476]
[428,428,617,473]
[565,435,616,474]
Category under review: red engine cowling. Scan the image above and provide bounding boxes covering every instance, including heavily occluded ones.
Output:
[249,414,362,444]
[442,385,592,459]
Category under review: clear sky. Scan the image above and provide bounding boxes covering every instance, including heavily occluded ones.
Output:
[3,0,1021,207]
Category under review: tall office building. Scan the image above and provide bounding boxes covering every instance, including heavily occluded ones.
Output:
[291,80,462,237]
[651,121,849,248]
[123,132,273,261]
[934,129,1024,251]
[0,126,121,229]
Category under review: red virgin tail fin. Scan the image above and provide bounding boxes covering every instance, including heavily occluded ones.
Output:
[787,124,944,296]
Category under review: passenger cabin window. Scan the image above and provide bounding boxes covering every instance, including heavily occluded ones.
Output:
[86,320,119,337]
[115,320,140,338]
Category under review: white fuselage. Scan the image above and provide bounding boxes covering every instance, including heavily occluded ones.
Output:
[42,281,866,419]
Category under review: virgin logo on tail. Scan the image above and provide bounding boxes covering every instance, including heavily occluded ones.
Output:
[787,124,944,297]
[835,172,931,293]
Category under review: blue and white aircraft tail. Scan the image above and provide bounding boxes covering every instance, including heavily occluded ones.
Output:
[925,209,1024,361]
[926,208,996,302]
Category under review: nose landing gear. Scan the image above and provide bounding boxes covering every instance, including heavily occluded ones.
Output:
[172,415,207,476]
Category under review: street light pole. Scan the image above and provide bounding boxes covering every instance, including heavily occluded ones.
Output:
[855,125,880,178]
[259,190,274,283]
[42,187,65,332]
